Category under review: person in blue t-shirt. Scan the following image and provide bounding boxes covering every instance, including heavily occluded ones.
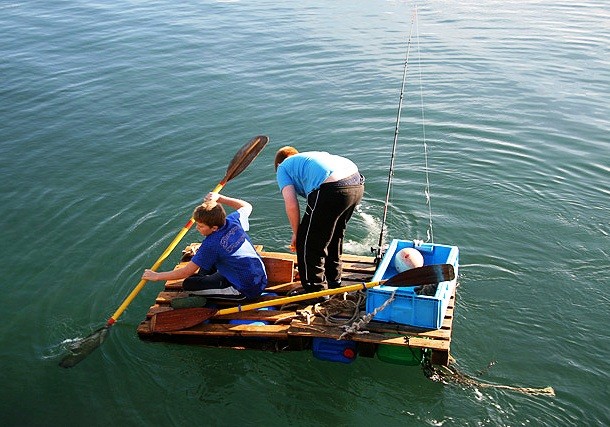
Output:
[274,146,364,294]
[142,192,267,302]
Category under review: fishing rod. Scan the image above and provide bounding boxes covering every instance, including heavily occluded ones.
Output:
[373,11,417,264]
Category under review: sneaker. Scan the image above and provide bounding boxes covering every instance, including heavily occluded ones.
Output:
[328,280,342,289]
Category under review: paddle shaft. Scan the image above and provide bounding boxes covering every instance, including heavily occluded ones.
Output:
[218,281,373,316]
[217,263,454,316]
[150,264,454,332]
[106,182,225,325]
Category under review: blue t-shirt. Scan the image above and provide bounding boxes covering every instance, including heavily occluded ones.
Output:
[191,209,267,299]
[276,151,357,197]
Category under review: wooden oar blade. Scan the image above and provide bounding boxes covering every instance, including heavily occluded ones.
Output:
[59,325,109,368]
[223,135,269,183]
[384,263,455,287]
[151,307,218,332]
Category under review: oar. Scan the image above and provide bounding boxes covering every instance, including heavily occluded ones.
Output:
[59,135,269,368]
[150,263,455,332]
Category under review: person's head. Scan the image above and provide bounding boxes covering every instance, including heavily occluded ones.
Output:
[274,146,299,171]
[193,201,226,236]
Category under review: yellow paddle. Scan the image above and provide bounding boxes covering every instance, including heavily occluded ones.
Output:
[151,263,455,332]
[59,135,269,368]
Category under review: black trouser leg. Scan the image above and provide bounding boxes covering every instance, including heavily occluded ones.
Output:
[297,182,364,293]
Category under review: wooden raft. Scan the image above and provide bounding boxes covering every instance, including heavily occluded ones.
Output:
[137,244,457,366]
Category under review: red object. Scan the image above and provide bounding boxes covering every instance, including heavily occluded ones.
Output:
[343,348,356,359]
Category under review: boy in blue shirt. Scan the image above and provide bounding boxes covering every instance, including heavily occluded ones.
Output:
[142,192,267,302]
[274,146,364,294]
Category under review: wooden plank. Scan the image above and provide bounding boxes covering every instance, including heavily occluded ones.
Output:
[258,251,297,261]
[214,309,300,324]
[258,251,375,266]
[340,253,376,263]
[358,335,449,351]
[290,316,450,339]
[358,321,451,339]
[428,284,457,364]
[284,321,450,351]
[154,291,190,305]
[288,318,450,347]
[341,261,377,273]
[264,281,301,293]
[164,323,291,339]
[144,305,172,316]
[261,256,294,285]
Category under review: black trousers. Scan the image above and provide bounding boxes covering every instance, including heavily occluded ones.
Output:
[182,270,248,302]
[297,174,364,293]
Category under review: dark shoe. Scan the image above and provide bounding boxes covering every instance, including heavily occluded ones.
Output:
[328,280,342,289]
[302,282,326,293]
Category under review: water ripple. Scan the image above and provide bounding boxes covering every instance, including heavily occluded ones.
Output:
[2,1,610,425]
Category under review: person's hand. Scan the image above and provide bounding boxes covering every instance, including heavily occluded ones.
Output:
[289,233,297,252]
[142,269,158,281]
[204,192,220,203]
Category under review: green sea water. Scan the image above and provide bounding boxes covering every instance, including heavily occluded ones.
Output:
[1,1,608,425]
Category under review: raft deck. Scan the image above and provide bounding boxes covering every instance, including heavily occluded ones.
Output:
[137,244,457,366]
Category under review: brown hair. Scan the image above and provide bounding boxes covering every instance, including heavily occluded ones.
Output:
[274,146,299,171]
[193,201,226,228]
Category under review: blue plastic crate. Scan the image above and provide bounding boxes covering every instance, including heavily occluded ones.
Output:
[312,338,357,364]
[366,239,459,329]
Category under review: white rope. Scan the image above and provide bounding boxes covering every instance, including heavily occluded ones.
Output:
[339,290,396,340]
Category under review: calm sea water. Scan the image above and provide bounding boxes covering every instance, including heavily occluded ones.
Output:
[1,0,608,425]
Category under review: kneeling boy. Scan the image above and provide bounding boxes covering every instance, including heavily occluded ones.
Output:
[142,192,267,302]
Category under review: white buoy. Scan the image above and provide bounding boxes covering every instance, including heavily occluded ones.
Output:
[394,247,424,273]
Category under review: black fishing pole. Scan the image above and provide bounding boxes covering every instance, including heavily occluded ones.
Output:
[373,11,417,264]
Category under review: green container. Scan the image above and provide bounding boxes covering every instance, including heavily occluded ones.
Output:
[376,344,422,366]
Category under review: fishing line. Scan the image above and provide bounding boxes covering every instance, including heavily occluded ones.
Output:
[375,6,434,260]
[375,9,417,262]
[414,13,434,243]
